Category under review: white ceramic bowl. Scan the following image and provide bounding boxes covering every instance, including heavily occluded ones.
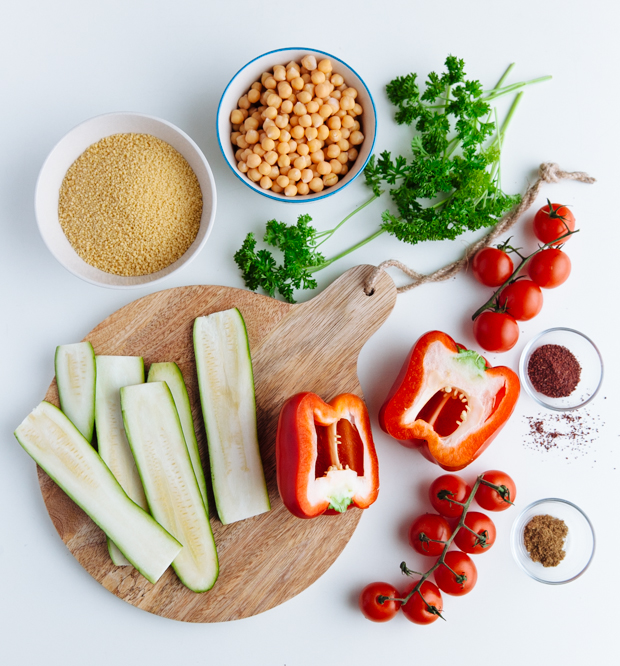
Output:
[511,498,595,584]
[519,327,603,411]
[217,47,377,202]
[35,112,217,288]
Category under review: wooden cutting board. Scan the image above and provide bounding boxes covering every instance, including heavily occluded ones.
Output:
[39,265,396,622]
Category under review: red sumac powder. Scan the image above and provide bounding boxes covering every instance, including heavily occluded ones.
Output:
[528,344,581,398]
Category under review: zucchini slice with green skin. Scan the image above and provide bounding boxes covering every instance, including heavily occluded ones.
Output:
[147,362,208,509]
[121,382,219,593]
[95,355,147,566]
[55,342,96,442]
[15,401,182,584]
[193,308,270,525]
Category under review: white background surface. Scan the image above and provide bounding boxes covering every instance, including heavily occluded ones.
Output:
[1,1,618,664]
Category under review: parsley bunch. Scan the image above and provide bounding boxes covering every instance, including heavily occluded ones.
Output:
[235,57,550,303]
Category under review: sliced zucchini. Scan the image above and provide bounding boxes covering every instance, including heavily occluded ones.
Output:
[15,402,182,584]
[55,342,96,442]
[95,355,146,566]
[193,308,270,525]
[147,362,208,509]
[121,382,219,593]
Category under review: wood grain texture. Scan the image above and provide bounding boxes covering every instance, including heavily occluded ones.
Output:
[39,265,396,622]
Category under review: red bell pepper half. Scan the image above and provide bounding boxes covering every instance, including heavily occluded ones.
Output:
[276,392,379,518]
[379,331,519,471]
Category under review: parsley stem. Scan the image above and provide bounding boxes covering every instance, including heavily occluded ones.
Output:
[492,62,515,91]
[309,228,386,273]
[483,75,552,100]
[314,193,380,248]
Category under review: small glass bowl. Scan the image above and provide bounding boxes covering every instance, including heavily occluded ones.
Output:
[511,498,595,584]
[519,327,603,411]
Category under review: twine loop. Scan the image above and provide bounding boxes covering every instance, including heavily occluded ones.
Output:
[364,163,595,296]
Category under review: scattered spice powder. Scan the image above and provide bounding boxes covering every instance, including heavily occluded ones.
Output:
[523,514,568,567]
[523,410,603,459]
[59,133,202,276]
[527,344,581,398]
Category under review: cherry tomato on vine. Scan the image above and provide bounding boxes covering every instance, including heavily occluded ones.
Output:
[472,247,514,287]
[429,474,471,518]
[528,249,571,289]
[454,511,496,554]
[498,280,543,321]
[475,470,517,512]
[401,580,443,625]
[473,311,519,352]
[409,514,451,556]
[359,582,401,622]
[533,202,575,245]
[434,550,478,596]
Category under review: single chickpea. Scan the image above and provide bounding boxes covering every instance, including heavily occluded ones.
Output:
[269,165,280,179]
[301,54,317,71]
[303,83,316,96]
[301,168,313,183]
[337,139,350,151]
[305,126,318,141]
[271,183,284,193]
[277,82,292,99]
[326,97,340,111]
[306,100,320,114]
[248,88,261,104]
[311,113,324,128]
[291,76,305,91]
[251,110,262,121]
[291,125,305,140]
[318,59,332,74]
[331,90,342,100]
[231,132,241,145]
[275,114,289,129]
[279,129,291,143]
[318,104,333,119]
[273,65,287,81]
[253,145,265,156]
[327,116,341,130]
[347,148,359,161]
[277,142,291,155]
[307,138,321,153]
[343,87,358,99]
[245,129,259,144]
[259,175,273,189]
[276,175,290,188]
[258,161,272,176]
[284,183,298,197]
[311,70,326,85]
[317,125,330,141]
[296,181,310,195]
[244,117,259,131]
[293,156,306,170]
[328,129,342,143]
[230,109,245,124]
[337,151,349,164]
[234,147,244,161]
[240,148,252,161]
[288,140,298,154]
[340,95,355,111]
[238,95,251,110]
[237,161,249,173]
[252,81,263,91]
[326,144,341,159]
[286,167,301,182]
[310,149,325,164]
[353,103,363,116]
[340,128,350,140]
[323,173,339,187]
[279,165,291,176]
[301,72,311,83]
[247,168,261,182]
[297,90,312,105]
[299,114,312,128]
[267,94,283,109]
[287,67,300,81]
[277,154,290,167]
[349,130,364,146]
[309,177,324,193]
[264,77,277,90]
[340,163,349,176]
[263,106,278,121]
[261,72,271,84]
[315,82,333,99]
[351,120,360,131]
[330,73,344,87]
[293,102,307,116]
[316,160,332,176]
[341,114,354,129]
[281,99,294,115]
[246,153,261,169]
[265,125,281,141]
[336,108,347,119]
[236,135,249,149]
[329,159,343,174]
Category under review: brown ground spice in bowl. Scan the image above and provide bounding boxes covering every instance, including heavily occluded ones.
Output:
[58,133,202,277]
[523,514,568,567]
[527,344,581,398]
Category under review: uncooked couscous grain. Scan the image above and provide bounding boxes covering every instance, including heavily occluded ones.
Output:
[58,133,202,276]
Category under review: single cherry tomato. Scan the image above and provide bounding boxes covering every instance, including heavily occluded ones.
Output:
[359,582,401,622]
[533,202,576,245]
[409,514,451,556]
[429,474,472,518]
[434,551,478,596]
[498,280,543,321]
[473,311,519,352]
[475,470,517,511]
[454,511,496,554]
[401,580,443,625]
[472,247,514,287]
[528,249,571,289]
